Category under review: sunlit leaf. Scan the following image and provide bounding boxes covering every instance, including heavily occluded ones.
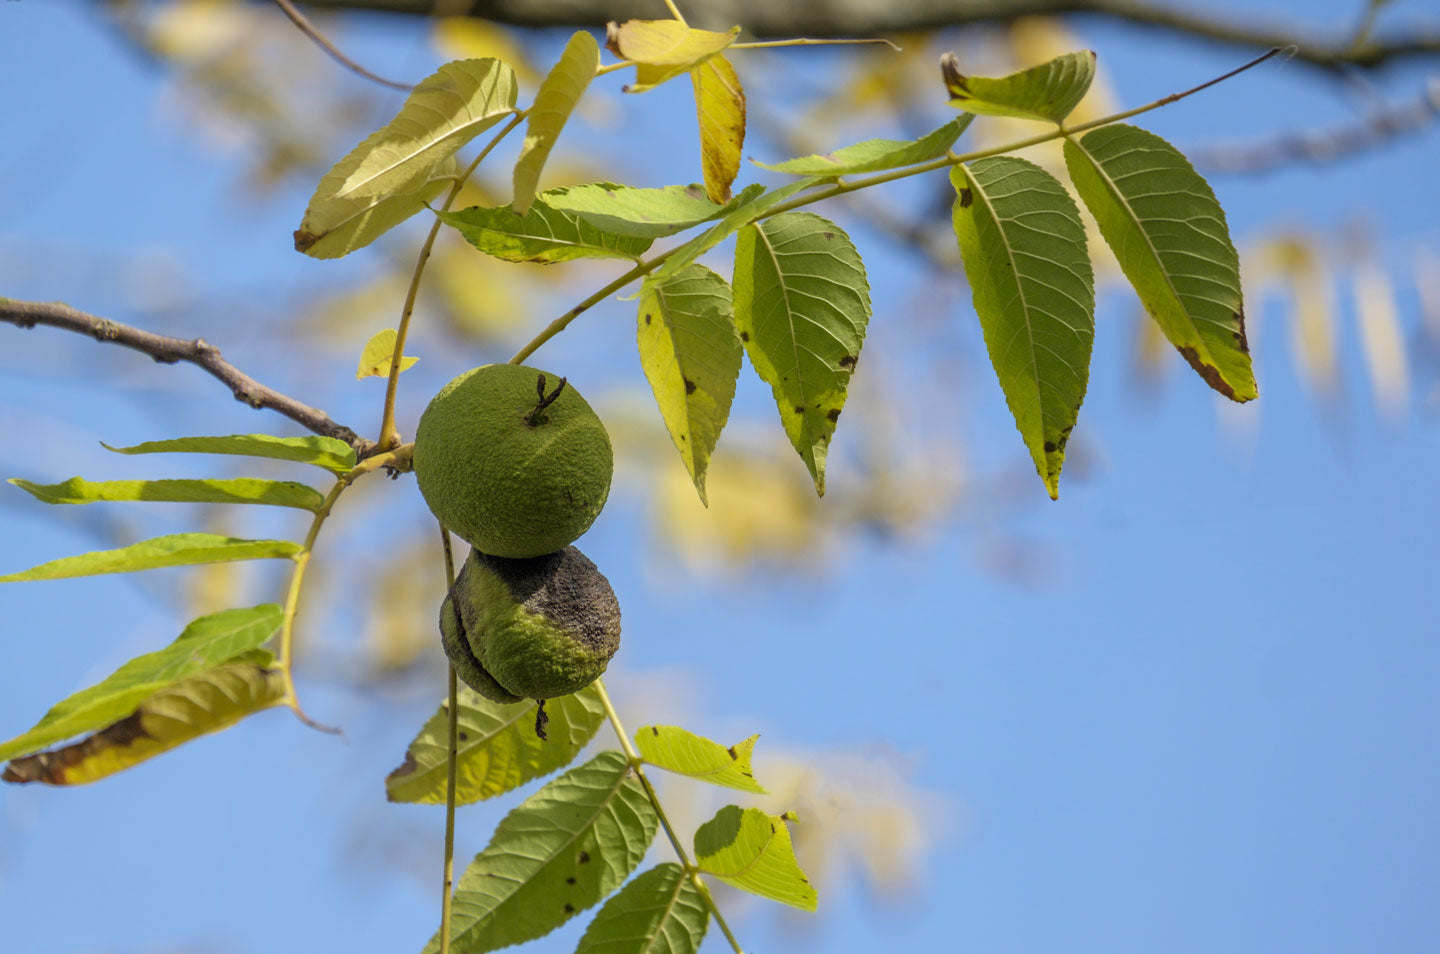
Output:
[9,476,323,511]
[575,863,708,954]
[427,751,659,953]
[357,328,419,379]
[544,182,754,238]
[293,157,456,260]
[385,685,605,805]
[1064,124,1255,401]
[102,434,356,474]
[637,265,741,505]
[513,31,599,214]
[439,199,652,263]
[295,58,517,258]
[942,50,1096,124]
[693,806,817,911]
[635,725,764,793]
[0,606,281,762]
[3,658,285,785]
[755,117,972,176]
[649,178,821,287]
[692,54,745,203]
[0,534,301,583]
[607,20,740,93]
[732,211,871,495]
[950,157,1094,499]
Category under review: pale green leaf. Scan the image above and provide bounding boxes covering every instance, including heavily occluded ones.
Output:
[293,157,456,260]
[691,54,745,203]
[295,58,517,257]
[649,179,822,287]
[1064,124,1254,400]
[942,50,1096,124]
[427,750,659,954]
[514,31,598,214]
[576,863,708,954]
[732,211,871,495]
[635,725,764,793]
[439,200,652,263]
[3,657,285,785]
[950,157,1094,499]
[9,476,323,511]
[102,434,356,474]
[637,265,741,505]
[693,806,817,911]
[357,328,419,379]
[385,684,605,805]
[543,182,748,238]
[0,606,281,762]
[754,116,973,176]
[0,534,301,583]
[608,20,740,93]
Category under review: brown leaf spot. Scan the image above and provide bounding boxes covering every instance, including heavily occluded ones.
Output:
[578,851,591,864]
[604,21,624,58]
[3,710,153,785]
[958,188,973,209]
[293,229,319,253]
[727,745,738,759]
[823,231,835,239]
[794,405,805,415]
[839,354,857,370]
[1177,345,1236,399]
[1044,441,1057,453]
[566,876,577,885]
[651,726,660,736]
[827,408,841,423]
[644,313,652,325]
[740,331,750,342]
[684,378,697,395]
[564,903,575,914]
[1233,308,1250,354]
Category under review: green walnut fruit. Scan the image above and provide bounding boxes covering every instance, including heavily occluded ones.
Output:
[440,545,621,704]
[414,363,613,559]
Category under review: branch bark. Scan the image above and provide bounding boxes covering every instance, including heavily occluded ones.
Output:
[290,0,1440,72]
[0,298,377,459]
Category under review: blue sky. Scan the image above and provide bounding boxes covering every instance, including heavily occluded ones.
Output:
[2,2,1438,953]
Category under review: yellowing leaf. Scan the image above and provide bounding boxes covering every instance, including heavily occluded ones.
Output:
[1353,262,1410,421]
[356,328,419,379]
[636,725,766,793]
[692,54,745,203]
[606,20,740,93]
[694,805,818,911]
[513,31,598,214]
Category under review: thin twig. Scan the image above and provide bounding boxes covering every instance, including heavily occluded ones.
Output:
[272,0,412,91]
[438,526,459,954]
[0,297,376,458]
[731,37,901,51]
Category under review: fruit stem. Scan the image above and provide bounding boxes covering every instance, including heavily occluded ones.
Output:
[526,374,568,426]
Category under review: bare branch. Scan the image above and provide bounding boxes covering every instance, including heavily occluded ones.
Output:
[271,0,413,91]
[0,298,377,459]
[287,0,1440,73]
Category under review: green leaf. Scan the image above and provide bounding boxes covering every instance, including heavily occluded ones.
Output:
[429,751,659,954]
[0,534,301,583]
[691,53,745,203]
[754,116,973,176]
[3,658,285,785]
[513,30,598,215]
[649,178,822,287]
[0,606,281,762]
[542,182,745,238]
[942,50,1096,124]
[576,863,708,954]
[607,20,740,94]
[293,157,457,260]
[385,685,605,805]
[357,328,419,379]
[295,58,517,258]
[950,157,1095,499]
[732,211,871,495]
[693,806,817,911]
[1063,124,1254,400]
[635,725,764,793]
[9,476,324,511]
[439,199,652,264]
[102,434,356,474]
[637,265,741,505]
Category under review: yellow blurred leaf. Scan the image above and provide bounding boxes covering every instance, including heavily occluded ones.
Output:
[433,18,538,84]
[1353,262,1410,421]
[691,54,745,203]
[357,328,419,379]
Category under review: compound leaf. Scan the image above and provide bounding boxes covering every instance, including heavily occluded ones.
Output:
[575,863,708,954]
[635,725,764,793]
[9,476,323,511]
[385,685,605,805]
[950,157,1094,499]
[649,179,820,287]
[0,534,301,583]
[692,54,745,203]
[693,806,817,911]
[755,116,972,176]
[428,750,659,953]
[1064,124,1254,400]
[732,211,871,495]
[942,50,1096,124]
[637,265,741,505]
[439,200,652,263]
[514,31,599,214]
[102,434,356,474]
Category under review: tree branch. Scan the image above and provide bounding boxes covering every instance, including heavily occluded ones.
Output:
[0,298,377,459]
[289,0,1440,72]
[271,0,413,91]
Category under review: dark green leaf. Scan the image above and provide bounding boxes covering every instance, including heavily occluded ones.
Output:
[439,201,652,264]
[576,863,709,954]
[543,182,748,238]
[942,50,1096,124]
[648,179,822,287]
[9,476,324,511]
[0,534,301,583]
